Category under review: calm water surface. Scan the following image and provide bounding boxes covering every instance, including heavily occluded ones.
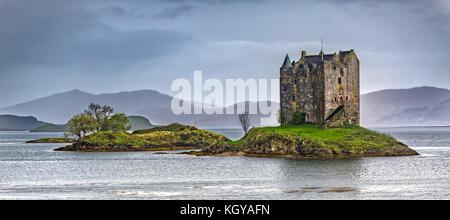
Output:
[0,127,449,200]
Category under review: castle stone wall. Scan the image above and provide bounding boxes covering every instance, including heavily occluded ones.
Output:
[294,64,325,123]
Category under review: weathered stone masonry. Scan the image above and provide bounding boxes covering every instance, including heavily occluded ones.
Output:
[280,50,360,126]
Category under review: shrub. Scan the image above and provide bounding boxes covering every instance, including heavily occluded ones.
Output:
[289,111,306,125]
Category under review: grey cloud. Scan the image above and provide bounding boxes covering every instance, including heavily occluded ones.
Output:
[0,0,192,70]
[162,0,263,4]
[0,0,449,107]
[103,6,127,18]
[152,4,195,19]
[151,0,264,19]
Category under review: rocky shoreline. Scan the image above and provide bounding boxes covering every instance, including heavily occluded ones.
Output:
[183,144,419,159]
[55,144,201,152]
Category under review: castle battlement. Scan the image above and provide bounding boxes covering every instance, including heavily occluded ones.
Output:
[279,50,360,126]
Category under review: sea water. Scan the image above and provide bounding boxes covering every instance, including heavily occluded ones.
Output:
[0,127,449,200]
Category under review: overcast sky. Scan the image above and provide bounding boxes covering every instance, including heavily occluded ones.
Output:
[0,0,449,107]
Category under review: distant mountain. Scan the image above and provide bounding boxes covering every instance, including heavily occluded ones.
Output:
[0,115,47,131]
[426,98,450,122]
[0,89,173,124]
[7,86,448,128]
[361,86,450,126]
[0,90,276,128]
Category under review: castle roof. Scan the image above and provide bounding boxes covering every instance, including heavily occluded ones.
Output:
[302,53,336,63]
[339,50,352,57]
[281,54,292,67]
[302,54,336,63]
[338,49,357,61]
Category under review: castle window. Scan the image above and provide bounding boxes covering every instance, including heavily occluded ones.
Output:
[294,79,297,84]
[346,96,348,101]
[338,77,342,84]
[292,95,295,101]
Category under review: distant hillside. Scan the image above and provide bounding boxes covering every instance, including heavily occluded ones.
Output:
[361,86,450,126]
[0,89,277,128]
[30,116,154,132]
[30,124,67,132]
[127,116,154,131]
[0,115,47,131]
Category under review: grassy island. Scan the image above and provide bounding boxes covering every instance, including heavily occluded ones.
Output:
[187,124,419,158]
[54,123,230,152]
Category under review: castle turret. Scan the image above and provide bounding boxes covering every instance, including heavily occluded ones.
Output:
[281,54,292,68]
[301,50,306,58]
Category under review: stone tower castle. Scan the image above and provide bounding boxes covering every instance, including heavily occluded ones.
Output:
[279,50,360,126]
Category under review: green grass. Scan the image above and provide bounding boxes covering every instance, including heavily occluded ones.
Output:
[229,123,403,152]
[79,131,145,146]
[259,124,364,141]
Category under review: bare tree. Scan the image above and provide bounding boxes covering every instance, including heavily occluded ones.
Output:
[238,111,251,134]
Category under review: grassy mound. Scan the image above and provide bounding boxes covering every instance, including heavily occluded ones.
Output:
[199,124,418,158]
[55,123,230,152]
[257,124,407,152]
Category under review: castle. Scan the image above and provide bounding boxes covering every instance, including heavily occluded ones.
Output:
[279,50,360,126]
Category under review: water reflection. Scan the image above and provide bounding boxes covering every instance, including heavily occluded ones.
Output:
[270,158,365,198]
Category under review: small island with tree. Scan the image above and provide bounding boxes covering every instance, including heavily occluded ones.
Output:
[27,103,230,152]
